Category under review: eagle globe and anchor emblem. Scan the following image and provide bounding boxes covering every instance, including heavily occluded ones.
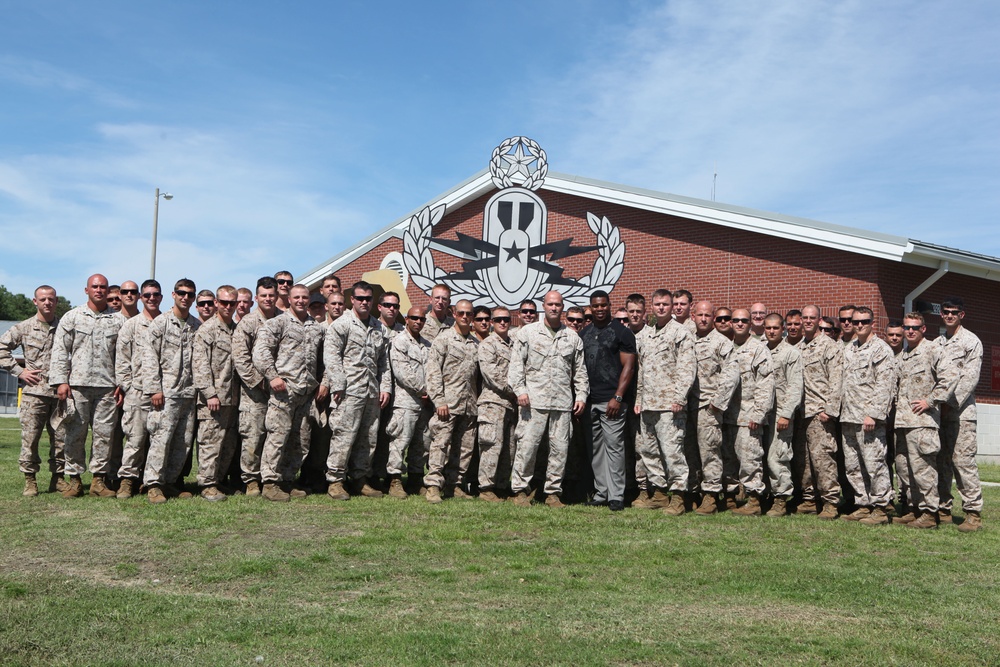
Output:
[402,137,625,307]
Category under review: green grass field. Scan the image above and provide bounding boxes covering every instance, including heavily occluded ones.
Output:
[0,416,997,666]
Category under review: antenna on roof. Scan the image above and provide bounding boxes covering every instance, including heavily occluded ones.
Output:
[711,163,717,202]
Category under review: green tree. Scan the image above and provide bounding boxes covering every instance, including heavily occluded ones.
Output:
[0,285,72,321]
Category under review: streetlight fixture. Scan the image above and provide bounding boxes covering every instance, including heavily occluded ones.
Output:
[150,188,173,280]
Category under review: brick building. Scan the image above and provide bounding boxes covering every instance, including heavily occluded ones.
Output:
[300,164,1000,462]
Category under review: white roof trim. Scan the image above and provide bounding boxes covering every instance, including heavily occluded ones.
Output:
[301,169,1000,286]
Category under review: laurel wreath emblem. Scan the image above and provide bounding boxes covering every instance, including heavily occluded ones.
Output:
[490,136,548,191]
[402,205,625,307]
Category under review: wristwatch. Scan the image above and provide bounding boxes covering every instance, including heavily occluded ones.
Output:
[614,395,624,403]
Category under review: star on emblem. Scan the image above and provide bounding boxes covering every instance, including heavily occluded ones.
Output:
[504,240,525,262]
[502,142,536,182]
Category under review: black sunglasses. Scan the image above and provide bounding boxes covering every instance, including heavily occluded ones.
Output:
[120,289,138,295]
[197,301,215,308]
[715,315,731,322]
[492,316,511,323]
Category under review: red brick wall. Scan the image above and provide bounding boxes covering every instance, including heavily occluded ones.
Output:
[327,187,999,403]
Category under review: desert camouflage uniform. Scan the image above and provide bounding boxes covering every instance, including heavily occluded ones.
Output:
[372,320,406,479]
[795,333,843,507]
[193,315,238,487]
[626,324,647,494]
[141,311,200,487]
[477,331,517,491]
[635,320,696,492]
[841,336,895,508]
[49,305,126,477]
[422,313,454,343]
[385,330,432,477]
[723,336,774,496]
[115,314,155,479]
[324,311,390,484]
[895,341,958,514]
[763,340,803,498]
[253,310,325,483]
[0,315,64,475]
[935,327,984,513]
[232,309,272,484]
[689,329,738,493]
[508,321,589,496]
[886,347,905,506]
[424,326,479,490]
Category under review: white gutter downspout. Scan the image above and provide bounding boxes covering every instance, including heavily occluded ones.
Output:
[904,261,949,314]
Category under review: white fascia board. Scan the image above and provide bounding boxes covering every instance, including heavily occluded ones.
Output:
[543,174,913,262]
[905,242,1000,282]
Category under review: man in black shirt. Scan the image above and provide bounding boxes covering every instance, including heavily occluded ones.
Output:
[580,290,637,511]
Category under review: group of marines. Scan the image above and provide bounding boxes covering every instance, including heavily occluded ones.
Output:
[0,272,984,531]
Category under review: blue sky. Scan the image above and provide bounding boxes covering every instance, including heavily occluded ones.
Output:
[1,1,998,306]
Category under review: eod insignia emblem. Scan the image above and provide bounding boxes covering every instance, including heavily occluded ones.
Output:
[403,136,625,307]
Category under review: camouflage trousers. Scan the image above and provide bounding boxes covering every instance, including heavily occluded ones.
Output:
[512,407,571,496]
[626,411,648,491]
[385,405,431,477]
[238,390,269,484]
[108,405,123,482]
[762,414,794,497]
[118,392,151,479]
[938,418,983,513]
[723,425,766,495]
[477,403,515,489]
[142,396,196,487]
[196,406,238,487]
[425,411,476,489]
[693,406,724,494]
[795,415,841,506]
[895,427,940,514]
[325,394,380,484]
[63,386,117,477]
[17,394,64,475]
[841,422,892,508]
[261,391,313,484]
[638,410,688,492]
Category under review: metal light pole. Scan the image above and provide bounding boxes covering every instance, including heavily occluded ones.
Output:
[150,188,173,279]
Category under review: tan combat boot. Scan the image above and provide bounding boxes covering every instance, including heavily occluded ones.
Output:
[147,486,167,504]
[512,491,531,507]
[61,476,84,498]
[842,507,871,521]
[732,496,761,516]
[694,493,718,515]
[358,482,384,498]
[117,478,135,499]
[859,507,889,526]
[632,489,653,509]
[723,493,739,511]
[906,512,938,529]
[22,474,38,497]
[545,494,565,508]
[425,486,443,504]
[938,510,954,524]
[327,482,349,501]
[478,489,503,503]
[48,475,67,494]
[451,485,471,499]
[766,497,788,517]
[89,475,116,498]
[289,485,308,499]
[245,480,261,497]
[648,489,671,509]
[957,511,982,533]
[262,483,290,502]
[201,486,227,502]
[795,499,817,515]
[817,503,839,521]
[388,478,407,499]
[662,493,686,516]
[894,511,918,524]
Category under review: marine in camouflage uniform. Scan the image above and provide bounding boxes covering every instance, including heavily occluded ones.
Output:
[193,288,239,500]
[385,307,433,497]
[476,308,518,501]
[762,314,803,516]
[894,314,958,528]
[232,278,279,494]
[935,298,984,531]
[49,275,126,498]
[141,282,201,502]
[324,282,390,497]
[114,280,163,497]
[253,286,327,501]
[508,292,589,506]
[0,286,64,495]
[724,309,774,515]
[839,308,895,525]
[423,301,479,502]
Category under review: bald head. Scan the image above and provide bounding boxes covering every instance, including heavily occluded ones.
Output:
[85,273,109,312]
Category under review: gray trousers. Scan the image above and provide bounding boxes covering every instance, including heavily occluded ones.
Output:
[582,401,627,503]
